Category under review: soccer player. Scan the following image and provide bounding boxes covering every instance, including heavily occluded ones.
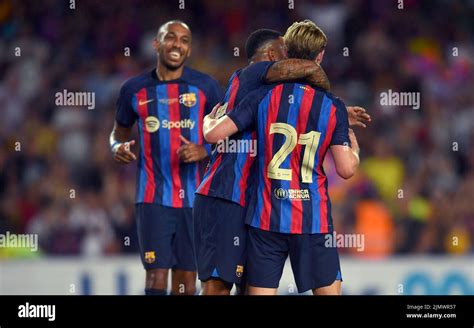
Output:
[193,29,332,296]
[109,20,223,295]
[204,20,362,295]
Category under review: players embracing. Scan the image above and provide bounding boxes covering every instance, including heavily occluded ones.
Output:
[193,29,337,295]
[203,20,369,295]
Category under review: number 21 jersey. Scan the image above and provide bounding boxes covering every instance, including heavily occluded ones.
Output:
[228,83,350,234]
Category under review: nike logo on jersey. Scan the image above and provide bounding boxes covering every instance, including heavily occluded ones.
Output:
[138,99,155,106]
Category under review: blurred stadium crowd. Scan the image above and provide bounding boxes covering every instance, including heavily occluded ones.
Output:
[0,0,473,258]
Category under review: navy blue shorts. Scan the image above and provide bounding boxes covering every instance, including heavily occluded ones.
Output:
[247,227,342,293]
[136,203,196,271]
[193,194,247,285]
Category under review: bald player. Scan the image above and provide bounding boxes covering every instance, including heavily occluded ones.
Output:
[110,20,223,295]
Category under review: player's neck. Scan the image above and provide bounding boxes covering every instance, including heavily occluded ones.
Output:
[251,54,270,63]
[156,63,184,81]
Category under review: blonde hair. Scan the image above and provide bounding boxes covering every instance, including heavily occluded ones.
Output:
[284,20,327,60]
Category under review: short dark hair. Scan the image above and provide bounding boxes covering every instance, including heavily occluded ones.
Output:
[157,20,190,39]
[245,29,282,61]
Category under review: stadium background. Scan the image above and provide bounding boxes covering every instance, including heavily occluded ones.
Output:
[0,0,472,294]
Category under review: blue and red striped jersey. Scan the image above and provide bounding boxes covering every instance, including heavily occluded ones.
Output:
[228,83,350,234]
[196,61,274,206]
[116,67,223,208]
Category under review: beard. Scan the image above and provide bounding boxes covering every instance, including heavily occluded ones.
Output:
[162,60,183,70]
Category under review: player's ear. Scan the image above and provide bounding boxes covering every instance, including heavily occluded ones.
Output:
[316,49,325,64]
[268,49,277,61]
[152,38,160,52]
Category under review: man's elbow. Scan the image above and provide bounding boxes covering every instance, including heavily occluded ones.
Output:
[336,163,358,179]
[336,168,354,180]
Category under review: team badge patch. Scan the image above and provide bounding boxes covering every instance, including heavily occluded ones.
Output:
[179,93,197,107]
[144,251,156,264]
[236,265,244,277]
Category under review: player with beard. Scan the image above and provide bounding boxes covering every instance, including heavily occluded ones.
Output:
[110,20,223,295]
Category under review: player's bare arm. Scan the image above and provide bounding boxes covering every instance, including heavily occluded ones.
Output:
[265,59,330,90]
[110,122,137,164]
[177,135,209,163]
[330,128,360,179]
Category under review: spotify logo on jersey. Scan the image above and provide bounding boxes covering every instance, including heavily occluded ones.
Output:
[144,116,196,133]
[145,116,160,133]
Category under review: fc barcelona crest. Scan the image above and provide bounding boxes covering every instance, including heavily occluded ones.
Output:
[179,93,197,107]
[236,265,244,278]
[144,251,156,264]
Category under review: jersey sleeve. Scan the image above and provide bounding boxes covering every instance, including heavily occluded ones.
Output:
[227,90,260,131]
[204,79,224,115]
[330,98,351,146]
[241,61,275,86]
[115,83,137,127]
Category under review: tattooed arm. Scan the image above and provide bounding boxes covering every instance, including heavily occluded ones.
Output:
[264,59,330,90]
